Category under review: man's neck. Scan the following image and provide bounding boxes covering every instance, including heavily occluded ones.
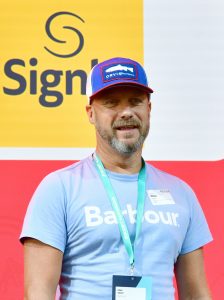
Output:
[95,146,143,174]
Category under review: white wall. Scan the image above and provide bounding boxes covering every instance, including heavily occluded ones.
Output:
[143,0,224,160]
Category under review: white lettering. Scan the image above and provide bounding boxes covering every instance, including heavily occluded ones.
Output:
[144,210,160,224]
[158,211,172,225]
[126,204,136,224]
[104,211,116,224]
[171,213,179,226]
[84,206,103,227]
[84,205,179,227]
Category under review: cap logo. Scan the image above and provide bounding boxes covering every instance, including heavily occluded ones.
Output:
[102,63,138,82]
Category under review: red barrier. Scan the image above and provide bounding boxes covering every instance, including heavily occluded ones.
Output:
[0,160,223,299]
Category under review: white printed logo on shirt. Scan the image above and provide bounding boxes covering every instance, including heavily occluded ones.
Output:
[84,204,179,227]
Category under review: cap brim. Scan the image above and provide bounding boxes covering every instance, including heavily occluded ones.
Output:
[89,82,153,102]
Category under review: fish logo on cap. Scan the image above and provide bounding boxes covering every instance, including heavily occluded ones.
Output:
[102,63,137,82]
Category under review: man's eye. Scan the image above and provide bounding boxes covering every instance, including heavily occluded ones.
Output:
[130,98,143,105]
[104,99,118,107]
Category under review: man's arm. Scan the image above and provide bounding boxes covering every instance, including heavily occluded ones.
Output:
[175,247,212,300]
[24,238,63,300]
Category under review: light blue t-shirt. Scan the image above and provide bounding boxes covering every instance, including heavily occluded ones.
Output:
[20,155,212,299]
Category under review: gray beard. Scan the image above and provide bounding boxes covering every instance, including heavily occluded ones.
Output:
[96,124,149,156]
[109,134,146,155]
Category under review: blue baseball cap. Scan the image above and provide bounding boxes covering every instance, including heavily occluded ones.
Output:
[86,57,153,103]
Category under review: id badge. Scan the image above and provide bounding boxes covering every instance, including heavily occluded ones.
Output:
[112,275,152,300]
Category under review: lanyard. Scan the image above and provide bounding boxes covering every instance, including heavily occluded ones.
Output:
[94,154,146,272]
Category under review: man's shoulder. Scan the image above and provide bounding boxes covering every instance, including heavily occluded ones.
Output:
[145,162,193,193]
[145,161,180,180]
[50,155,92,175]
[39,155,94,185]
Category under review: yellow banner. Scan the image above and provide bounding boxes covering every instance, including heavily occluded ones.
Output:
[0,0,143,147]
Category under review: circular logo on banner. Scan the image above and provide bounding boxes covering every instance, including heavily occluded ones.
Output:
[44,11,85,58]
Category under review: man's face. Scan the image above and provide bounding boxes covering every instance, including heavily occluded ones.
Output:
[86,86,151,156]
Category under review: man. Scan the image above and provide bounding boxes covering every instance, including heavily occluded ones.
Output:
[20,57,212,299]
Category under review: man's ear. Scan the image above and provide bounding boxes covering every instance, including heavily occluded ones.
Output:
[149,101,152,112]
[86,105,95,124]
[147,94,152,112]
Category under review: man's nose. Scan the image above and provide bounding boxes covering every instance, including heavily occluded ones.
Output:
[118,106,134,119]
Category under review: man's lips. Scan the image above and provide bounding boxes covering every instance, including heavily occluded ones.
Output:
[115,125,138,130]
[113,121,140,131]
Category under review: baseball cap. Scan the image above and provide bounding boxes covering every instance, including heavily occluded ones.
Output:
[86,57,153,103]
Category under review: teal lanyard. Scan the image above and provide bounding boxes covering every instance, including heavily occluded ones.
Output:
[94,154,146,271]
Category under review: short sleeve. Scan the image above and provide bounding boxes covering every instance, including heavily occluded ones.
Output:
[20,172,67,252]
[180,185,213,255]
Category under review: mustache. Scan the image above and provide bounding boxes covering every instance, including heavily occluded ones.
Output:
[112,119,141,129]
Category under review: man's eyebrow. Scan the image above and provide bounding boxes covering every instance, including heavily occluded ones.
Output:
[101,96,119,102]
